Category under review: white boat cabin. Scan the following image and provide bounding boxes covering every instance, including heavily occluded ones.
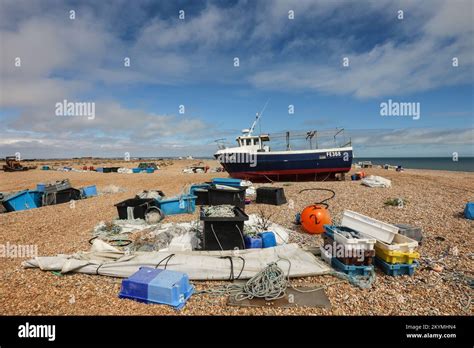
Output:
[236,134,270,152]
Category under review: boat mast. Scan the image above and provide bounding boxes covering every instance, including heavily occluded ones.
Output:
[247,100,269,136]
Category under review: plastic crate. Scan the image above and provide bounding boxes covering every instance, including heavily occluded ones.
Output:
[44,179,71,194]
[193,189,209,205]
[119,267,194,310]
[42,188,81,206]
[341,210,399,244]
[146,168,155,173]
[200,206,249,250]
[132,168,141,173]
[157,194,196,215]
[395,223,423,244]
[37,183,46,192]
[244,235,262,249]
[211,178,242,187]
[323,234,375,266]
[320,246,333,265]
[115,198,158,220]
[96,167,104,172]
[375,244,420,264]
[323,225,376,252]
[190,183,211,194]
[331,257,374,276]
[465,202,474,220]
[190,183,211,205]
[255,187,287,205]
[208,185,246,209]
[259,231,277,248]
[375,233,418,253]
[375,257,418,276]
[81,185,98,198]
[2,190,43,212]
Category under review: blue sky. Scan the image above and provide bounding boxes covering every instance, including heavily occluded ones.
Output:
[0,0,473,158]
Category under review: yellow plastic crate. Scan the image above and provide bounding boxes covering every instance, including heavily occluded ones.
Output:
[375,244,420,264]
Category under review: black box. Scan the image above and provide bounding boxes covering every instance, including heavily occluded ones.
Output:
[115,198,158,220]
[207,185,246,209]
[200,206,249,250]
[43,188,81,205]
[194,189,209,205]
[256,187,287,205]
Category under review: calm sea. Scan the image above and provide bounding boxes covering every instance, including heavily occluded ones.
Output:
[355,157,474,172]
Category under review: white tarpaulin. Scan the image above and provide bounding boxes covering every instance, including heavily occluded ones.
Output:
[361,175,392,188]
[22,240,330,280]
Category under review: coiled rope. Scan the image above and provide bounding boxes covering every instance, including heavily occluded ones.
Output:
[196,257,371,301]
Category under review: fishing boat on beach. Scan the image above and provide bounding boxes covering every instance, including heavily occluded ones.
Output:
[214,110,353,182]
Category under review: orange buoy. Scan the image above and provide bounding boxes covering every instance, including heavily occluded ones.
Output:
[300,204,332,234]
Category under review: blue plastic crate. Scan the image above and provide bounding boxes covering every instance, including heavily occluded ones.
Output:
[3,190,43,212]
[96,167,104,173]
[81,185,97,198]
[244,235,262,249]
[132,168,141,173]
[464,202,474,220]
[119,267,194,310]
[324,225,361,240]
[259,231,277,248]
[211,177,242,187]
[146,168,155,173]
[331,257,374,276]
[375,257,418,276]
[37,183,46,192]
[157,194,197,215]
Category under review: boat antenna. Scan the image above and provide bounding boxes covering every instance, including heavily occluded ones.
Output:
[248,99,269,136]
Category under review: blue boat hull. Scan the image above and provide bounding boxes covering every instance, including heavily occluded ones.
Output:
[215,149,353,182]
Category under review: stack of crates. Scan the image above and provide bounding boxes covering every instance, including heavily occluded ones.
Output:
[374,233,420,276]
[339,210,420,277]
[322,225,375,276]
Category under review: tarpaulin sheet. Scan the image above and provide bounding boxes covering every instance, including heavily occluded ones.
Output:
[22,240,331,280]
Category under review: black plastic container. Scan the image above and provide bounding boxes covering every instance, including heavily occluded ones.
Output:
[256,187,287,205]
[109,167,121,172]
[55,188,82,204]
[43,188,81,205]
[115,198,158,220]
[194,189,209,205]
[207,185,246,209]
[102,167,112,173]
[200,206,249,250]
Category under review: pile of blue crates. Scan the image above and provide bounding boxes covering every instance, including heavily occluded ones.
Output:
[374,257,418,276]
[1,181,98,213]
